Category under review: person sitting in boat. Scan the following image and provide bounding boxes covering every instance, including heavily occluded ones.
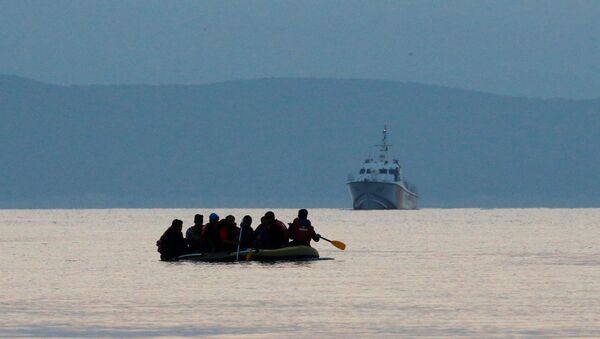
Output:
[238,215,255,249]
[254,211,289,249]
[156,219,189,261]
[288,209,320,247]
[185,214,204,252]
[253,216,267,246]
[218,215,240,252]
[201,213,221,252]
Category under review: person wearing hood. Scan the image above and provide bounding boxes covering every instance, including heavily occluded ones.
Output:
[156,219,188,261]
[201,213,221,252]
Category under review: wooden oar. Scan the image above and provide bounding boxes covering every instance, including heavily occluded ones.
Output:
[319,236,346,250]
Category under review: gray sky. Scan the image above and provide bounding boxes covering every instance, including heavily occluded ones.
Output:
[1,0,599,98]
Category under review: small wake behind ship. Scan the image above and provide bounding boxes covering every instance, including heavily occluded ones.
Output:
[347,126,418,210]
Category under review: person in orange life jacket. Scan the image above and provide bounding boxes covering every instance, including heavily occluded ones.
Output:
[218,215,240,252]
[238,215,255,249]
[254,211,289,249]
[185,214,204,252]
[201,213,220,252]
[156,219,189,261]
[288,209,320,246]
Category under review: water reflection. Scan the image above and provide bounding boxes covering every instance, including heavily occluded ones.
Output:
[2,208,600,337]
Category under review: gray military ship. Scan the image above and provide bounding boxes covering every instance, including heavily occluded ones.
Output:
[347,126,418,210]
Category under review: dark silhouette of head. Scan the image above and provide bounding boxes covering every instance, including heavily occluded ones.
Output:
[264,211,275,223]
[172,219,183,230]
[242,215,252,225]
[298,209,308,219]
[209,213,219,222]
[194,214,203,225]
[225,215,235,223]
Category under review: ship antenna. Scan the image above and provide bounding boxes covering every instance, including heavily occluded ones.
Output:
[377,125,391,161]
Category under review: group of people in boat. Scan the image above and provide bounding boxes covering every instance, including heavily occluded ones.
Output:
[156,209,320,261]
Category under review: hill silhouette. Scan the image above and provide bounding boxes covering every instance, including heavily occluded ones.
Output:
[1,75,598,208]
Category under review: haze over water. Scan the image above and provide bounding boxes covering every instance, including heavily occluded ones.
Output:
[2,208,600,338]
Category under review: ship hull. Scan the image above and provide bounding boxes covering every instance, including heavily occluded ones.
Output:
[347,181,418,210]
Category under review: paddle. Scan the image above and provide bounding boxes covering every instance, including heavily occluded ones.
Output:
[319,236,346,250]
[236,223,244,261]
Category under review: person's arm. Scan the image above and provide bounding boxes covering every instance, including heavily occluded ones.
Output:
[185,228,193,245]
[253,226,263,248]
[178,234,190,254]
[288,223,296,240]
[311,225,320,242]
[203,226,216,252]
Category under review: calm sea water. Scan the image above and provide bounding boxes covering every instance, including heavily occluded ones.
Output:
[2,208,600,338]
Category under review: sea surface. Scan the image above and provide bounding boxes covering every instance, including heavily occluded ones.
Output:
[2,208,600,338]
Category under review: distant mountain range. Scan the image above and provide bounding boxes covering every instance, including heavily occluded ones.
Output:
[1,75,598,208]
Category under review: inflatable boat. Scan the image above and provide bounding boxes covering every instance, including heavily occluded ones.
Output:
[177,245,319,262]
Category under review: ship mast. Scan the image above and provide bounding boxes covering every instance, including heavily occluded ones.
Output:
[377,125,390,161]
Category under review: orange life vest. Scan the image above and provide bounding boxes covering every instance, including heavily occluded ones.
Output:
[289,218,315,244]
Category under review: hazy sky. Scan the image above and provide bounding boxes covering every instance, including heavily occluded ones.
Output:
[1,0,599,98]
